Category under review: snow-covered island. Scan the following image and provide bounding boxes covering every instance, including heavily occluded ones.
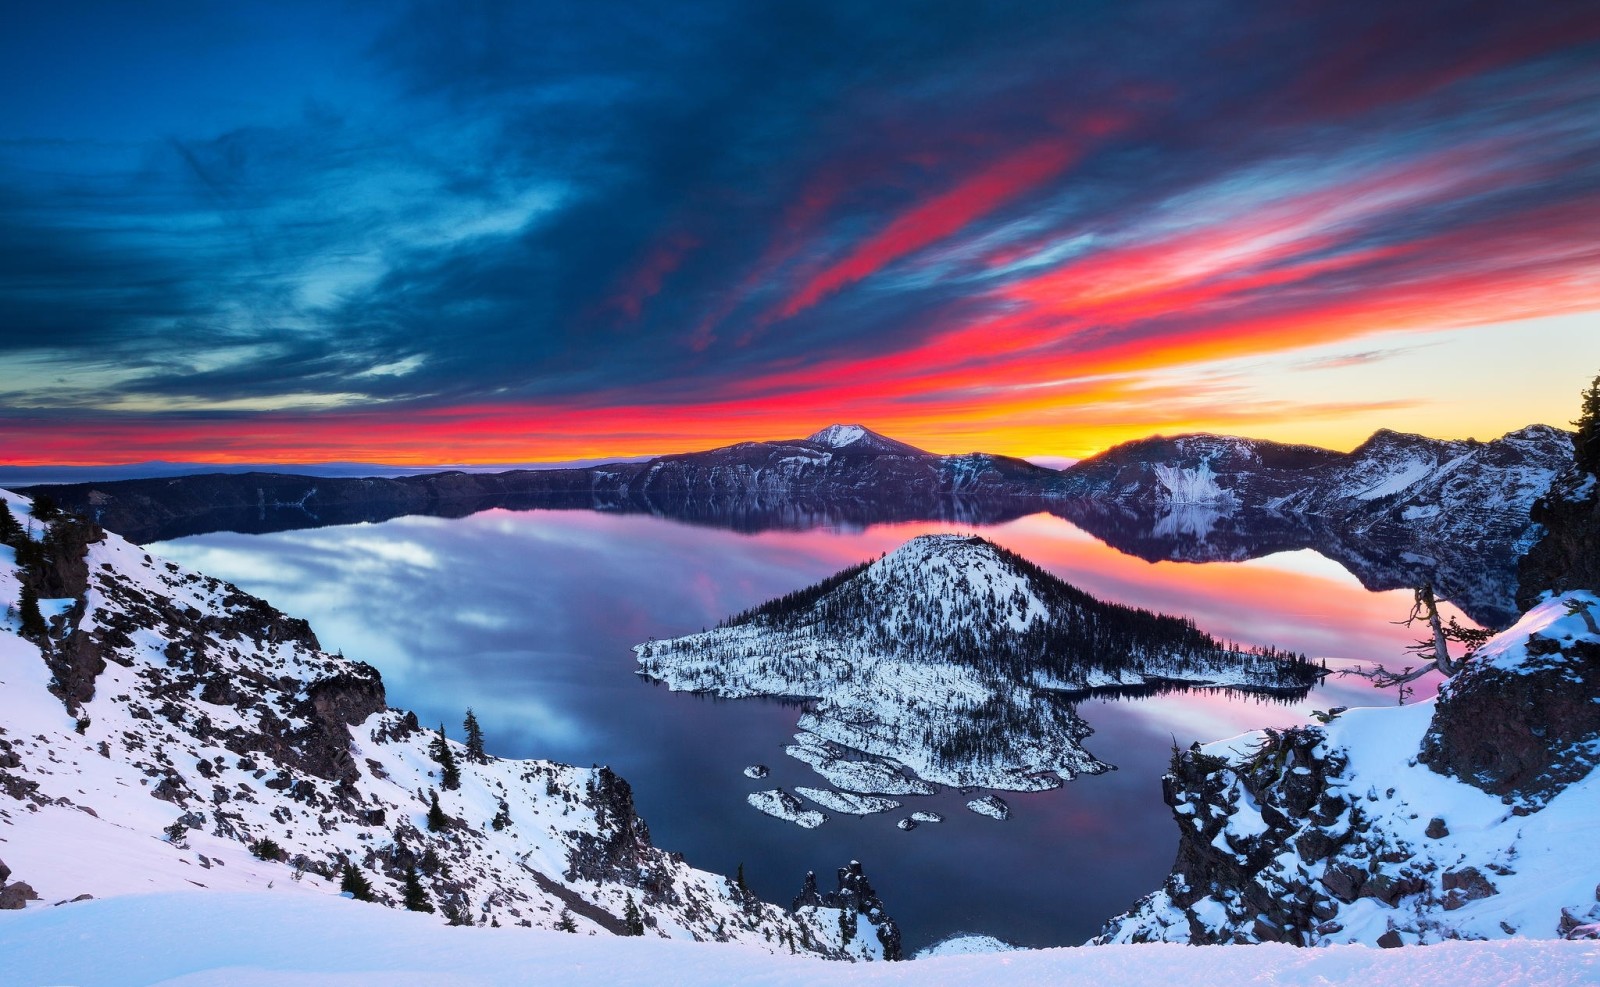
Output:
[636,534,1321,792]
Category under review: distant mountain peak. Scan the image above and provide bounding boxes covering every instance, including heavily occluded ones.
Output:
[804,424,927,455]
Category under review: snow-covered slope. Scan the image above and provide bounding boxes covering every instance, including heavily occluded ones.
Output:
[0,491,893,960]
[1097,591,1600,947]
[2,890,1597,987]
[636,534,1319,795]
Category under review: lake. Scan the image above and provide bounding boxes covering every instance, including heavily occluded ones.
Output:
[152,508,1457,951]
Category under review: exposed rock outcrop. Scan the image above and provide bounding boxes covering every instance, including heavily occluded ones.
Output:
[1096,592,1600,947]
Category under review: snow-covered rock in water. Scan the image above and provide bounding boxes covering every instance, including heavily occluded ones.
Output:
[911,810,943,824]
[747,789,827,829]
[636,535,1318,792]
[1096,592,1600,947]
[743,764,769,779]
[966,795,1011,820]
[896,818,918,831]
[784,733,937,795]
[795,787,900,816]
[0,490,883,960]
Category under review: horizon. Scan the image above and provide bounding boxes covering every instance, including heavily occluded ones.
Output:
[3,3,1598,464]
[0,417,1566,480]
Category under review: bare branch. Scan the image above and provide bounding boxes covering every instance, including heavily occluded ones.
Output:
[1337,660,1439,689]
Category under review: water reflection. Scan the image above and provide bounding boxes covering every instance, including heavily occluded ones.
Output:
[154,509,1448,949]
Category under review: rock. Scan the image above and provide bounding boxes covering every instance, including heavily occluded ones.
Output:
[0,857,9,884]
[742,764,768,779]
[1425,817,1449,839]
[1417,607,1600,807]
[896,817,918,831]
[1320,863,1366,903]
[1442,866,1497,903]
[1518,466,1600,611]
[1376,929,1404,949]
[0,881,40,910]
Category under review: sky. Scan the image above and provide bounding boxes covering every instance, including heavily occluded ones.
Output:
[2,0,1598,466]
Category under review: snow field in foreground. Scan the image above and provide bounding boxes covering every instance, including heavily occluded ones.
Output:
[1,891,1596,987]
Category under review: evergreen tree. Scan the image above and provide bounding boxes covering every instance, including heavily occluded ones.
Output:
[463,709,487,764]
[430,724,461,790]
[0,499,22,546]
[401,863,434,913]
[837,906,857,946]
[555,908,578,933]
[426,789,448,832]
[622,894,645,936]
[1574,370,1600,477]
[27,493,58,522]
[16,583,46,641]
[340,863,375,901]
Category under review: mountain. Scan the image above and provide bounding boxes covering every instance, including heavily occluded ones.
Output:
[1057,424,1570,530]
[22,423,1571,628]
[1095,590,1600,947]
[0,490,896,959]
[636,534,1318,794]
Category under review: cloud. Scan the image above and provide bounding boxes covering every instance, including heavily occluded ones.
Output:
[0,0,1597,461]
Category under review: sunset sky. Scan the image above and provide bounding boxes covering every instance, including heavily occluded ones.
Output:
[3,1,1598,465]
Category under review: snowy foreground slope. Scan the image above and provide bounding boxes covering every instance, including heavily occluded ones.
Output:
[1099,592,1600,947]
[638,534,1318,796]
[2,891,1597,987]
[0,492,892,959]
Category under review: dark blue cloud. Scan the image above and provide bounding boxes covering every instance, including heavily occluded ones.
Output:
[1,0,1596,419]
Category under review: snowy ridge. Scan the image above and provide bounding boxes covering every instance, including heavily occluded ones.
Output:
[1098,591,1600,947]
[636,535,1318,794]
[0,491,890,960]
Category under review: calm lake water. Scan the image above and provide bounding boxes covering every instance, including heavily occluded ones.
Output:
[153,509,1454,950]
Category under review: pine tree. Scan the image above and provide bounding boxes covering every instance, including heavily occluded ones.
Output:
[622,894,645,936]
[340,863,375,901]
[555,908,578,933]
[430,724,461,790]
[463,709,487,764]
[16,583,46,641]
[426,789,448,832]
[0,499,22,546]
[837,906,857,946]
[1574,370,1600,477]
[401,863,434,913]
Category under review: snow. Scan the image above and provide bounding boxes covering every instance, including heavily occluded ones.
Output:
[809,424,869,448]
[913,933,1021,957]
[2,891,1597,986]
[1153,461,1232,505]
[1103,590,1600,947]
[795,787,900,816]
[638,534,1310,794]
[966,795,1010,820]
[747,789,827,828]
[0,492,878,958]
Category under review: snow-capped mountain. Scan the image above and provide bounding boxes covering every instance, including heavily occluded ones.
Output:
[636,534,1319,795]
[26,424,1570,628]
[1059,425,1570,535]
[0,491,896,959]
[1095,591,1600,947]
